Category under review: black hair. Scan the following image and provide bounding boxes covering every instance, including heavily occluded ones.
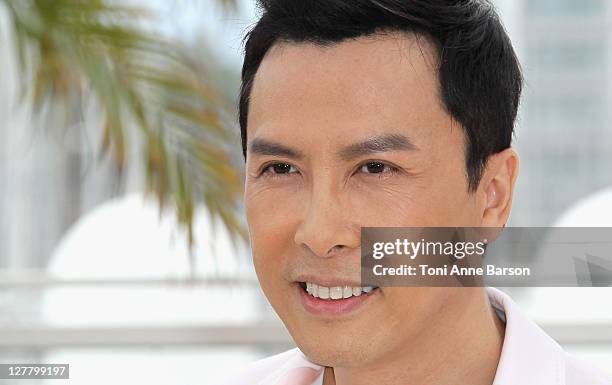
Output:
[239,0,523,191]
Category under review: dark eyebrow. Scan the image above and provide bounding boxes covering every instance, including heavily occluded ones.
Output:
[248,138,304,159]
[338,134,418,161]
[248,134,417,161]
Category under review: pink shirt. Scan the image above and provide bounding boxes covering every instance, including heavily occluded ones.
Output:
[220,287,611,385]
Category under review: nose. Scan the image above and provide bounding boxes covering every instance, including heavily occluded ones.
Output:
[293,184,360,258]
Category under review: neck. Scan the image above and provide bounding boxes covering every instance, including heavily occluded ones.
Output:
[323,288,505,385]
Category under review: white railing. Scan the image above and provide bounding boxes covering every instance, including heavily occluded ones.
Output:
[1,271,611,348]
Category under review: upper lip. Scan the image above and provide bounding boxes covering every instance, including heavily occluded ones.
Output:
[294,275,364,287]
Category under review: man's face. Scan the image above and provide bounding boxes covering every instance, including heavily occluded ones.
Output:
[244,33,486,366]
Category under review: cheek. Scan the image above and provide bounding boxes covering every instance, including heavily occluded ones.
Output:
[245,180,304,228]
[381,287,453,333]
[346,178,456,227]
[344,178,415,224]
[244,184,303,288]
[420,188,466,222]
[247,214,288,315]
[403,167,474,225]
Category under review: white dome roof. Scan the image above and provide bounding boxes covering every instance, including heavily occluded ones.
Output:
[554,187,612,227]
[516,186,612,323]
[43,193,259,326]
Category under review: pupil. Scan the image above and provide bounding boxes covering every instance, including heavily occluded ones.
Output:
[273,163,290,173]
[367,162,384,173]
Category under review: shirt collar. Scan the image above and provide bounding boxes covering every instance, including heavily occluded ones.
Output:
[487,286,565,385]
[256,348,324,385]
[260,287,565,385]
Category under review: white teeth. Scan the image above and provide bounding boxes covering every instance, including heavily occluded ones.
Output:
[307,283,319,297]
[319,286,330,299]
[343,286,352,299]
[304,282,377,300]
[330,286,342,299]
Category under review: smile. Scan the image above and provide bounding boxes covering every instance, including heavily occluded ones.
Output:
[296,281,381,316]
[299,282,378,299]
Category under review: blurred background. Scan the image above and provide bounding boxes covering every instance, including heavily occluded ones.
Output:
[0,0,611,384]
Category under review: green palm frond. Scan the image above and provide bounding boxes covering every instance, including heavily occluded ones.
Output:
[3,0,246,248]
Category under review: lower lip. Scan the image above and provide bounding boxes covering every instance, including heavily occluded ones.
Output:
[297,283,379,316]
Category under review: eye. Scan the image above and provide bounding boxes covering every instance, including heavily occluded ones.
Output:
[261,162,299,177]
[358,161,397,175]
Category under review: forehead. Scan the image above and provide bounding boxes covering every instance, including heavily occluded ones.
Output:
[247,32,453,149]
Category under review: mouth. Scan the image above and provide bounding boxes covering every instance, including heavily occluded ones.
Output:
[295,281,380,316]
[298,281,379,299]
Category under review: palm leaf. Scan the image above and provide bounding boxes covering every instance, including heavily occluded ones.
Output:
[2,0,245,250]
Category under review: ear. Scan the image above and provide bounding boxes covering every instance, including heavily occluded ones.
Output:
[478,148,519,227]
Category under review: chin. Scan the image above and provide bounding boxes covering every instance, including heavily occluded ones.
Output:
[291,327,377,367]
[303,344,375,368]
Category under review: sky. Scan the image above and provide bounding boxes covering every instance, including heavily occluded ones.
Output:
[145,0,259,68]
